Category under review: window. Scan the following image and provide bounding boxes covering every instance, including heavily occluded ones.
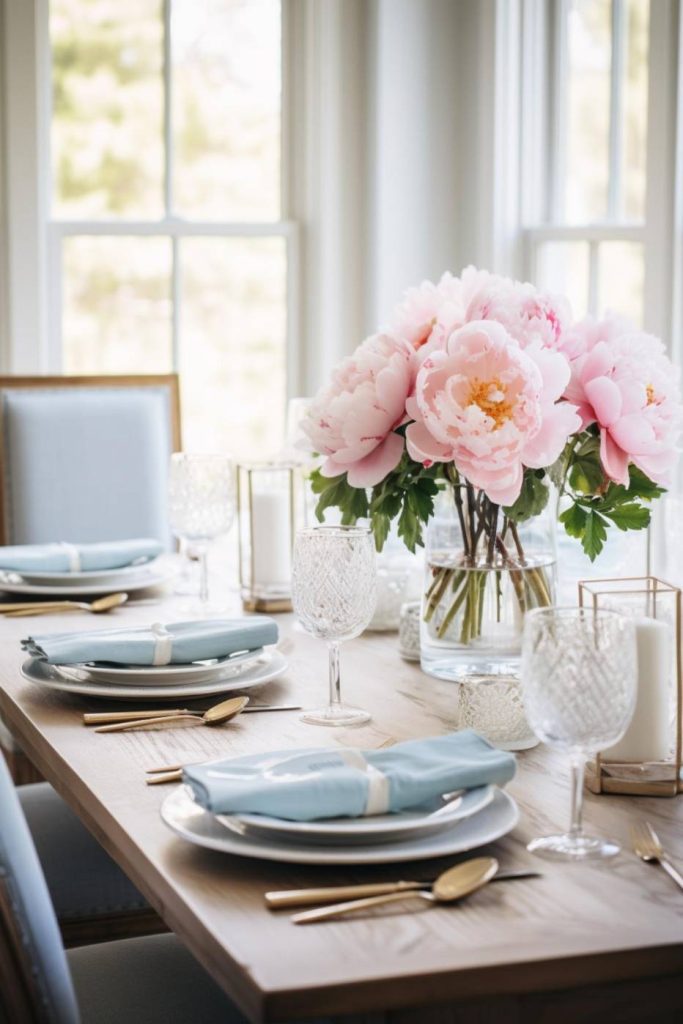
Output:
[48,0,296,457]
[522,0,656,330]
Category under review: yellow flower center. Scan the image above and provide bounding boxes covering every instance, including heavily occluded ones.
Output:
[646,383,657,405]
[468,377,514,427]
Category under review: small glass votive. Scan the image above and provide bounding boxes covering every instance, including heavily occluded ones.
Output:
[399,601,421,661]
[458,676,539,751]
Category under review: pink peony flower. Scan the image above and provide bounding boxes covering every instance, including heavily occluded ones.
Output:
[405,320,581,505]
[565,315,682,486]
[390,272,465,356]
[302,333,415,487]
[461,266,573,354]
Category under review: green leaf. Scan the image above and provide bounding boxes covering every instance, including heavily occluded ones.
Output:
[371,512,391,552]
[568,449,604,495]
[582,510,609,561]
[603,503,650,532]
[503,472,550,523]
[397,503,422,553]
[559,502,588,539]
[625,465,666,502]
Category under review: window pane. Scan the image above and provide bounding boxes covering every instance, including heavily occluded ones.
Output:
[623,0,649,220]
[62,237,172,372]
[536,241,590,319]
[565,0,611,222]
[172,0,281,221]
[598,240,644,323]
[179,238,286,457]
[50,0,164,217]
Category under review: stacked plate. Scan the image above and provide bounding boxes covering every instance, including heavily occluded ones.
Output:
[21,647,289,702]
[161,781,519,865]
[0,558,176,597]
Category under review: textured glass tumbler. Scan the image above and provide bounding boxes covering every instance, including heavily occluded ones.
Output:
[521,607,637,860]
[291,526,377,726]
[168,453,235,614]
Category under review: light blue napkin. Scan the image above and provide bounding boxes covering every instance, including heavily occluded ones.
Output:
[184,731,516,820]
[21,617,278,666]
[0,538,163,573]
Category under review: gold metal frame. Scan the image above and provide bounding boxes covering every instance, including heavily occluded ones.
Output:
[0,374,182,545]
[578,576,682,797]
[237,462,297,613]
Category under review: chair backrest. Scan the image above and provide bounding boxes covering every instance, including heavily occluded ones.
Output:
[0,376,181,548]
[0,755,80,1023]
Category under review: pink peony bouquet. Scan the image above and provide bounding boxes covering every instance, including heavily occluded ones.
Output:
[304,266,681,564]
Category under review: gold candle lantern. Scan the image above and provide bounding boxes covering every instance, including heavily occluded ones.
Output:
[237,462,302,613]
[578,576,682,797]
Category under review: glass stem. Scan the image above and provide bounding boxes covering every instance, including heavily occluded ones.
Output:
[198,545,209,605]
[568,755,586,837]
[328,640,341,708]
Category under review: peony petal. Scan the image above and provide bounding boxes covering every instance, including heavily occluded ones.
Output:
[522,402,581,468]
[461,461,524,506]
[584,376,622,428]
[405,420,453,465]
[345,431,406,487]
[580,341,613,386]
[632,450,676,485]
[526,342,570,405]
[600,429,629,486]
[610,413,657,454]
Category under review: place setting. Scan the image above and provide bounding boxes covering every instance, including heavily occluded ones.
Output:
[19,615,289,703]
[0,536,176,602]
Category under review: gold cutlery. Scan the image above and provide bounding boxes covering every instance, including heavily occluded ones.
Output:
[291,857,499,924]
[266,867,541,909]
[83,702,302,726]
[1,592,128,616]
[94,695,251,733]
[632,820,683,892]
[146,769,186,785]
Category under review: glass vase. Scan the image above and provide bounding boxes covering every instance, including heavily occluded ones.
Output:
[420,484,557,684]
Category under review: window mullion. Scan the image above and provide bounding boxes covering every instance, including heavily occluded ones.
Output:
[608,0,627,221]
[163,0,173,217]
[548,0,569,222]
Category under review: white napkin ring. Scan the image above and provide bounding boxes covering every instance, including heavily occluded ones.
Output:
[339,749,391,816]
[151,622,173,666]
[59,542,81,573]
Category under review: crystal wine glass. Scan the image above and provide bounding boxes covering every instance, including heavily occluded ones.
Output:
[292,525,377,726]
[168,454,235,614]
[521,606,637,860]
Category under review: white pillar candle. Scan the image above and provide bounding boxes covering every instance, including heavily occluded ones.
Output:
[606,617,672,763]
[251,490,292,587]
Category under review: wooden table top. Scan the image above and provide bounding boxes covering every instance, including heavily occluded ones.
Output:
[1,590,682,1023]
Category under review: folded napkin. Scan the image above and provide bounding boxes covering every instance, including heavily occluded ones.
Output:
[0,538,163,573]
[184,731,516,821]
[21,617,278,666]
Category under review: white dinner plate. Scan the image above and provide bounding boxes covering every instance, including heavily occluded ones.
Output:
[58,647,264,687]
[10,560,164,588]
[0,561,176,597]
[222,785,495,847]
[160,785,518,865]
[21,650,289,701]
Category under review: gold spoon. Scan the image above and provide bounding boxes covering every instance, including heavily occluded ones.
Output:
[94,694,250,733]
[291,856,499,925]
[1,592,129,616]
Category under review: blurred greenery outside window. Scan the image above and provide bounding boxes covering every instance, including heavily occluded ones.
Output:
[50,0,287,459]
[527,0,650,328]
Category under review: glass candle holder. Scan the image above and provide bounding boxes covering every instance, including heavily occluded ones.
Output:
[237,462,304,613]
[578,576,682,796]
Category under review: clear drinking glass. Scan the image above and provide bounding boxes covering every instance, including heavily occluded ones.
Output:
[521,607,637,860]
[291,526,377,726]
[168,454,235,614]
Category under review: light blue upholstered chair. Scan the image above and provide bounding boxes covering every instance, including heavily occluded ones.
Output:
[0,754,245,1024]
[0,375,181,786]
[0,375,180,548]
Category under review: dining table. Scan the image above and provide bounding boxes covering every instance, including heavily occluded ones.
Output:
[1,584,682,1024]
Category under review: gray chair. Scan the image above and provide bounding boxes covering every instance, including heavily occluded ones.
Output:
[19,782,165,947]
[0,374,181,785]
[0,753,245,1024]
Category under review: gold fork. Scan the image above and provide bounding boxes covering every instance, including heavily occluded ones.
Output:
[631,821,683,893]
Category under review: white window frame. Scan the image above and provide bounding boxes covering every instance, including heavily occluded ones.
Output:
[517,0,683,355]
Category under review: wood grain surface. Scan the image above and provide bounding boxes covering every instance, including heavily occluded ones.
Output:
[0,585,682,1023]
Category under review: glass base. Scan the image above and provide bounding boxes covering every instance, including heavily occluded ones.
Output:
[527,832,620,861]
[301,703,371,727]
